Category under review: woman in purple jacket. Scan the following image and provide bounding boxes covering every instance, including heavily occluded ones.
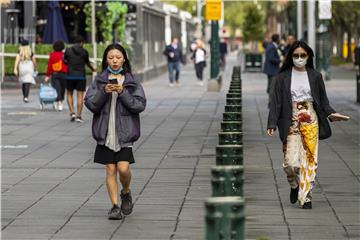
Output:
[85,44,146,220]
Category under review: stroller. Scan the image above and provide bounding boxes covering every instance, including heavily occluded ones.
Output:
[39,83,57,110]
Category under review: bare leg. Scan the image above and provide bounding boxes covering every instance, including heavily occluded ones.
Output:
[76,91,84,117]
[117,161,131,193]
[106,164,119,205]
[67,90,74,114]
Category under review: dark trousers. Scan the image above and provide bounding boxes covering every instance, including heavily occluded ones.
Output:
[51,72,67,101]
[267,75,276,107]
[168,61,180,83]
[22,83,31,98]
[195,62,206,80]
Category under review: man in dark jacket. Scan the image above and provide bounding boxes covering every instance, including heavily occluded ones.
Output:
[264,33,281,104]
[163,37,183,87]
[64,35,96,122]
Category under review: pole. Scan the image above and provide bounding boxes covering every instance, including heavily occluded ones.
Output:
[297,0,303,40]
[210,20,220,79]
[307,0,316,64]
[91,0,97,74]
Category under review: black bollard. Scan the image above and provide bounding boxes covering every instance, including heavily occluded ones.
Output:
[216,145,243,165]
[221,121,242,132]
[223,112,241,121]
[218,132,242,145]
[211,165,244,197]
[205,196,245,240]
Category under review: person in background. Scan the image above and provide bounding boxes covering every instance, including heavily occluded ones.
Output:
[13,39,37,103]
[64,35,96,122]
[219,38,228,70]
[45,40,68,111]
[84,43,146,220]
[263,33,281,106]
[163,37,184,87]
[283,34,297,58]
[192,39,207,86]
[267,40,350,209]
[353,40,360,73]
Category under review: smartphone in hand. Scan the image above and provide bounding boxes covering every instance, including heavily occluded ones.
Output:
[109,78,118,84]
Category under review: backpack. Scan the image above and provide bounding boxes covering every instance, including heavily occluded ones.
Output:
[52,60,63,72]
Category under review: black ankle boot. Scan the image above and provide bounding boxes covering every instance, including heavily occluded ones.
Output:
[290,186,299,204]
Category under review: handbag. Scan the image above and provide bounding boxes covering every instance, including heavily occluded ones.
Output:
[318,111,332,140]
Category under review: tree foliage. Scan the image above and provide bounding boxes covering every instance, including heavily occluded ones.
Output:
[83,2,128,44]
[242,4,264,43]
[330,1,360,59]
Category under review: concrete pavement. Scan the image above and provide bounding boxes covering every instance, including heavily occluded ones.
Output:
[1,53,359,240]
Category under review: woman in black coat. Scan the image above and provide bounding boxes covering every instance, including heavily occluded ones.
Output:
[267,40,349,209]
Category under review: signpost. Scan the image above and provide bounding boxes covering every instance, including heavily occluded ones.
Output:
[206,0,222,91]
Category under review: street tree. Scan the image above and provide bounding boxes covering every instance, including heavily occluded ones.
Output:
[242,3,265,51]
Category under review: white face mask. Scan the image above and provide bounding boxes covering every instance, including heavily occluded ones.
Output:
[293,57,308,68]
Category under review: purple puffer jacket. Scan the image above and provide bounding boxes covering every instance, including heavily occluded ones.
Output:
[84,70,146,146]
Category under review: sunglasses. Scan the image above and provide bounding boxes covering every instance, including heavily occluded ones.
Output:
[292,53,308,59]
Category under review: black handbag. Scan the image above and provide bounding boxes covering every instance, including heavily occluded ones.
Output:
[318,112,332,140]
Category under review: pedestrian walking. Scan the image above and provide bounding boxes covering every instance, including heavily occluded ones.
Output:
[192,39,207,86]
[263,33,281,105]
[267,40,350,209]
[64,35,96,122]
[45,40,68,111]
[13,39,37,103]
[282,34,296,58]
[163,37,184,87]
[219,38,228,70]
[84,43,146,220]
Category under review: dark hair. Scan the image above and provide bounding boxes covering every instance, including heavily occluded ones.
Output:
[271,34,280,43]
[20,39,29,46]
[102,43,132,73]
[53,40,65,52]
[74,35,84,44]
[279,40,314,72]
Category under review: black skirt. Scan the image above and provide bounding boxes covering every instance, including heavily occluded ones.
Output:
[94,144,135,165]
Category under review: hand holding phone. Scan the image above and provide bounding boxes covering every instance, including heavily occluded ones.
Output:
[109,78,118,84]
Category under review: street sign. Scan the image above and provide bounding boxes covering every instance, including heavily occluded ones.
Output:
[205,0,222,21]
[319,0,332,20]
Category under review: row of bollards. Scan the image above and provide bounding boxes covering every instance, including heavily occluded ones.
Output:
[205,66,245,240]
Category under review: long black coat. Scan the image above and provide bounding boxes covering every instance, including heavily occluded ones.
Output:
[267,67,335,143]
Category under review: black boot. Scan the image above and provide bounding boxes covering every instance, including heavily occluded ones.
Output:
[290,186,299,204]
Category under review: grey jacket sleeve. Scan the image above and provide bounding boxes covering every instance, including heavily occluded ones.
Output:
[84,81,109,114]
[267,75,282,130]
[118,80,146,114]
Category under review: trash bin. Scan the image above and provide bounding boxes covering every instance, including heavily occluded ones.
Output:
[244,53,262,72]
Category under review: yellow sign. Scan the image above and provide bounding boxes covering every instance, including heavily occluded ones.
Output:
[205,0,222,21]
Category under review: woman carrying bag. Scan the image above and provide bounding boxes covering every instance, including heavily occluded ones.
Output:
[13,40,37,103]
[45,40,68,111]
[267,40,350,209]
[84,43,146,220]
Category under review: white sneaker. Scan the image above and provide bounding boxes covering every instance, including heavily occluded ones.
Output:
[169,83,174,88]
[175,81,181,87]
[53,102,58,111]
[197,81,204,86]
[58,102,63,111]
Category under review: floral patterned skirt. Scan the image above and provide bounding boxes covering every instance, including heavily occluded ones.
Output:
[283,101,319,206]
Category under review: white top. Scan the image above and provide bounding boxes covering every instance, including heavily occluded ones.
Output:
[290,69,313,102]
[195,48,206,64]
